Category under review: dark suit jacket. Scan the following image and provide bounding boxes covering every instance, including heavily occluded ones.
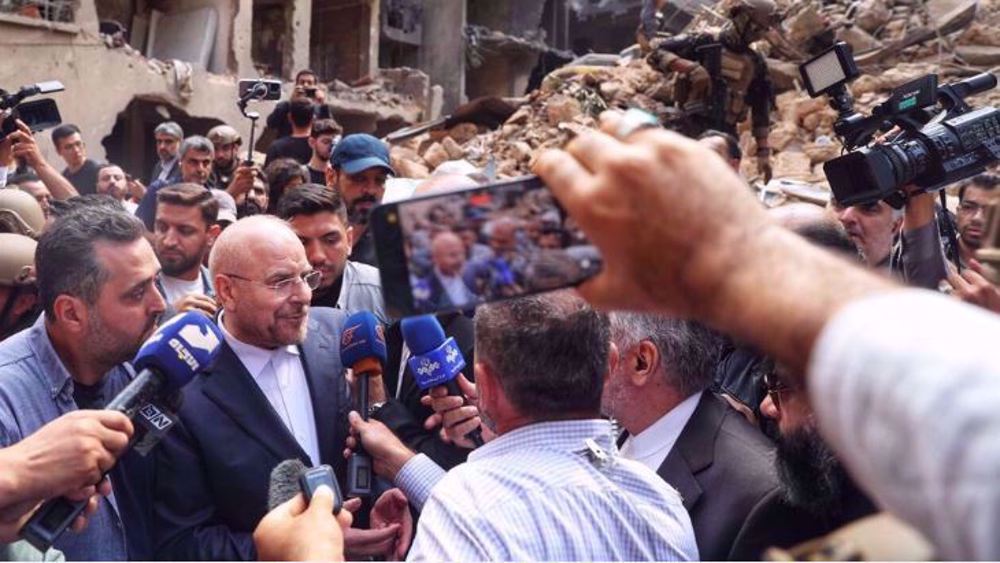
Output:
[655,393,821,560]
[151,308,351,560]
[149,158,182,188]
[377,312,474,470]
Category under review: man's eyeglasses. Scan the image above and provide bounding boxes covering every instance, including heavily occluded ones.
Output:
[959,201,987,215]
[224,270,322,295]
[763,369,792,412]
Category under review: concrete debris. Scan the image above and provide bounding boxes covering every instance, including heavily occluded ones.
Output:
[386,0,998,185]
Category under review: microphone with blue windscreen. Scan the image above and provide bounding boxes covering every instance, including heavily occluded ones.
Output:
[21,312,223,552]
[401,315,484,447]
[339,310,386,497]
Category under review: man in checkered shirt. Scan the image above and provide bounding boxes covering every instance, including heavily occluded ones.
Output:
[348,290,698,561]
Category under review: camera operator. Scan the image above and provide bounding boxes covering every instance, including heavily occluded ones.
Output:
[531,110,1000,559]
[265,70,334,141]
[1,118,78,200]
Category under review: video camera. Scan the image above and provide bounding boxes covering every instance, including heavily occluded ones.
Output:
[799,42,1000,207]
[0,81,65,141]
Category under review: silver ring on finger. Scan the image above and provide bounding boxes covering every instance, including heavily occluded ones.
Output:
[614,108,661,140]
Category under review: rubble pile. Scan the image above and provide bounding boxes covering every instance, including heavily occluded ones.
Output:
[389,60,669,178]
[389,0,998,183]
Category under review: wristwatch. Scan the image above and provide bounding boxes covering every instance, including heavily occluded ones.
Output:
[368,401,387,420]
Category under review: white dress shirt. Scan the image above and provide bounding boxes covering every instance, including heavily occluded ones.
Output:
[809,289,1000,560]
[620,391,702,472]
[219,314,321,465]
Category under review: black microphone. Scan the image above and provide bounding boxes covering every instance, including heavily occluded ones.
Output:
[339,311,387,498]
[20,312,224,552]
[401,315,484,447]
[268,459,343,514]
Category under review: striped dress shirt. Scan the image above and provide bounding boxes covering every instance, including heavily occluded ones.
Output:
[397,419,699,561]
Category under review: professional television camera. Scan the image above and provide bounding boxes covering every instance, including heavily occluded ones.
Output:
[799,42,1000,207]
[0,81,65,141]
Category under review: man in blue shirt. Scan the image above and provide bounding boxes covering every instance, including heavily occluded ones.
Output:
[0,205,166,560]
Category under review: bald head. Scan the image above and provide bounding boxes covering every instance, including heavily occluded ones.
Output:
[769,202,858,258]
[209,215,302,279]
[414,174,479,197]
[431,231,466,276]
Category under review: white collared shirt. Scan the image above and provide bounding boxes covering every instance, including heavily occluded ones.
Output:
[219,313,321,465]
[620,391,702,472]
[158,156,179,182]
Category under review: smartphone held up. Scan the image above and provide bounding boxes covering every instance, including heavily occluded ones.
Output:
[372,175,602,318]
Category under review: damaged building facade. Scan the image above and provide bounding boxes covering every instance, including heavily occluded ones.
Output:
[1,0,665,179]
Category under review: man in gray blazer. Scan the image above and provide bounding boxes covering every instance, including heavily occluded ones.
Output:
[605,312,819,560]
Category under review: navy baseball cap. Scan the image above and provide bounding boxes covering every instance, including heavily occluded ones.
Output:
[331,134,395,175]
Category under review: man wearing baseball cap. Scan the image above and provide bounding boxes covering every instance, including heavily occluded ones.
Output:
[330,134,395,267]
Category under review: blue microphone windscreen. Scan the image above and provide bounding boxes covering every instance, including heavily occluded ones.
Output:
[400,315,446,355]
[133,312,224,391]
[340,311,387,368]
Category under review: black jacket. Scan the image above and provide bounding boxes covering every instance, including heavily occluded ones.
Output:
[150,308,351,560]
[652,393,823,560]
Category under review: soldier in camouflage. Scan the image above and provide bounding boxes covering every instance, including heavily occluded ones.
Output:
[646,0,779,180]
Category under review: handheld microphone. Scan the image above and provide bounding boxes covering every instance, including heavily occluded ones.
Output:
[339,311,386,498]
[268,459,342,514]
[401,315,483,447]
[21,312,223,552]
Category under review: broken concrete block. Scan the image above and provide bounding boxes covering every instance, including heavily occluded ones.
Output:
[390,146,423,172]
[512,142,534,162]
[855,0,893,34]
[956,44,1000,65]
[793,97,830,123]
[786,6,828,48]
[773,150,815,181]
[768,124,800,152]
[422,142,450,169]
[838,26,883,53]
[599,81,623,99]
[505,106,533,126]
[447,123,480,144]
[442,137,465,160]
[395,159,431,179]
[545,95,583,126]
[766,58,801,93]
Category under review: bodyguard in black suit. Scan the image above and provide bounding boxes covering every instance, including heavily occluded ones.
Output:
[149,216,394,560]
[606,313,818,560]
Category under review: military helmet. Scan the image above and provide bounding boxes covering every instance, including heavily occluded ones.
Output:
[0,233,37,287]
[207,124,242,146]
[730,0,780,27]
[0,189,46,239]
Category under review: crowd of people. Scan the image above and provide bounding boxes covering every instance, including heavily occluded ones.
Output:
[0,63,999,563]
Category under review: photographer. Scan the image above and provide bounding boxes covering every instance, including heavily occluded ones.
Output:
[533,110,1000,559]
[265,70,334,141]
[1,118,77,201]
